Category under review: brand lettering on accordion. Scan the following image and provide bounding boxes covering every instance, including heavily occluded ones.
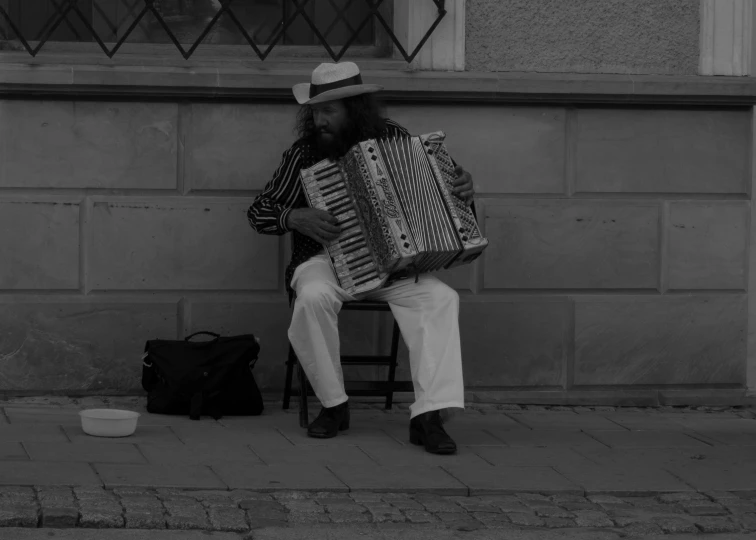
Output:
[299,131,489,297]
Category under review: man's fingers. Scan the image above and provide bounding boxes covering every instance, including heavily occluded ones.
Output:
[320,222,341,235]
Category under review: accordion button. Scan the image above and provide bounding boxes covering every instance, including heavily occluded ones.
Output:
[371,156,377,161]
[462,236,469,241]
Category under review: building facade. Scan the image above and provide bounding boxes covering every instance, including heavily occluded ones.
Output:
[0,0,754,406]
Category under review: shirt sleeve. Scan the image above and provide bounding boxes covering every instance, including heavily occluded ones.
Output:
[247,144,304,235]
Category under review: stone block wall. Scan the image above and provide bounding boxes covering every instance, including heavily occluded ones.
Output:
[0,98,750,401]
[466,0,700,75]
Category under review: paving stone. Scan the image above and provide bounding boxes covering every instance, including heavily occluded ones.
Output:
[282,500,324,513]
[449,521,486,531]
[217,464,347,492]
[312,491,352,499]
[329,511,371,523]
[96,463,226,489]
[436,511,478,523]
[166,514,210,529]
[723,500,756,513]
[230,490,272,502]
[543,517,576,528]
[482,498,532,513]
[328,464,466,494]
[653,516,698,534]
[362,502,400,513]
[622,496,659,508]
[240,500,285,513]
[506,512,544,527]
[313,497,353,505]
[208,507,249,532]
[682,501,729,516]
[657,492,708,503]
[694,516,741,533]
[420,500,464,513]
[404,510,438,523]
[0,462,101,486]
[613,516,646,526]
[572,509,614,527]
[387,499,425,510]
[245,508,287,522]
[565,460,693,495]
[248,518,288,529]
[112,487,153,497]
[25,441,146,463]
[739,512,756,530]
[73,486,115,500]
[163,502,205,517]
[40,507,78,527]
[471,511,511,526]
[587,494,625,504]
[622,521,664,537]
[79,511,125,528]
[445,464,581,495]
[369,510,406,523]
[124,511,166,529]
[324,503,367,513]
[705,490,743,501]
[350,492,384,503]
[535,506,574,518]
[0,505,38,527]
[288,512,332,524]
[119,496,163,511]
[561,502,598,511]
[516,493,551,502]
[551,494,590,504]
[0,487,36,502]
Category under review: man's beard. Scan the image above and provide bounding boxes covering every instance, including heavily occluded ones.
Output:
[316,130,354,161]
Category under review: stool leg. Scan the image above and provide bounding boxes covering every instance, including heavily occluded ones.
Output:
[297,361,309,429]
[385,318,401,410]
[282,344,296,410]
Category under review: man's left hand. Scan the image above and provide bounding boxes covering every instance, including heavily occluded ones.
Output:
[452,165,475,206]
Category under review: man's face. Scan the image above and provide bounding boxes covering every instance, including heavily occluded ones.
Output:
[312,99,349,156]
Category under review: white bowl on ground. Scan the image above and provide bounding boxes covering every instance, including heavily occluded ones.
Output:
[79,409,140,437]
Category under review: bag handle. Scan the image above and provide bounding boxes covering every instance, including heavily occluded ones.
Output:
[184,331,221,342]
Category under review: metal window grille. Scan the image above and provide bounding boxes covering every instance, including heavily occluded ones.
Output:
[0,0,445,61]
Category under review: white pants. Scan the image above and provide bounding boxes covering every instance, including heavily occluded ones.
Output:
[288,253,465,419]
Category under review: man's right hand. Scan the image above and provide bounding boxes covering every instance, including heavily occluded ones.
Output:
[286,208,341,245]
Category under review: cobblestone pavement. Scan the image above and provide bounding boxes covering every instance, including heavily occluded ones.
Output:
[2,397,756,536]
[1,485,756,536]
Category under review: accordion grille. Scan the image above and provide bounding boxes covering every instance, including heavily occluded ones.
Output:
[376,137,461,272]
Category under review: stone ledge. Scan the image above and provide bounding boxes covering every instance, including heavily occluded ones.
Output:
[0,61,755,104]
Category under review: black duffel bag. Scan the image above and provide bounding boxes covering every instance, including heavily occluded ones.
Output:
[141,331,263,420]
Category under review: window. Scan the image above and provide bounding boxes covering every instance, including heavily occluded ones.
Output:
[0,0,397,60]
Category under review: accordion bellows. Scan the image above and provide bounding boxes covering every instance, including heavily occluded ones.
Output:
[300,131,489,297]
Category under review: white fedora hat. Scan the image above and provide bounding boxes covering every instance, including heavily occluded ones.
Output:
[293,61,383,105]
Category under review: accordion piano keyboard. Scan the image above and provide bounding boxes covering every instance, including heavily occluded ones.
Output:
[301,162,384,295]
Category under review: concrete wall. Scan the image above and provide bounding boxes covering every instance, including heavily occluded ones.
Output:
[0,98,750,400]
[465,0,700,75]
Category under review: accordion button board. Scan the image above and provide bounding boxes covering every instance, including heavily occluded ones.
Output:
[300,131,489,298]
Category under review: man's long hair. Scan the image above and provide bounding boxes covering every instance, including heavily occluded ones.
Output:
[295,93,387,159]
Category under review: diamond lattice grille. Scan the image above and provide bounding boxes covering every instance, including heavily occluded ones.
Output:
[0,0,446,61]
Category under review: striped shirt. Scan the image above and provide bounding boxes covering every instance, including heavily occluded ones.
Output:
[247,119,410,298]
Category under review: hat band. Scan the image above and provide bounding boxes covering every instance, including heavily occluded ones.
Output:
[309,74,363,99]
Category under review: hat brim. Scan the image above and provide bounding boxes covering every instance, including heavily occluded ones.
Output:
[293,83,383,105]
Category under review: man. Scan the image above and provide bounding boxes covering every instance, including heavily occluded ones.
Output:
[247,62,475,454]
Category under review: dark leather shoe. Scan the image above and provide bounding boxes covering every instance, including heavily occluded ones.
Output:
[307,401,350,439]
[409,410,457,454]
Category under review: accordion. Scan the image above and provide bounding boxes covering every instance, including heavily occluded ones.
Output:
[299,131,488,297]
